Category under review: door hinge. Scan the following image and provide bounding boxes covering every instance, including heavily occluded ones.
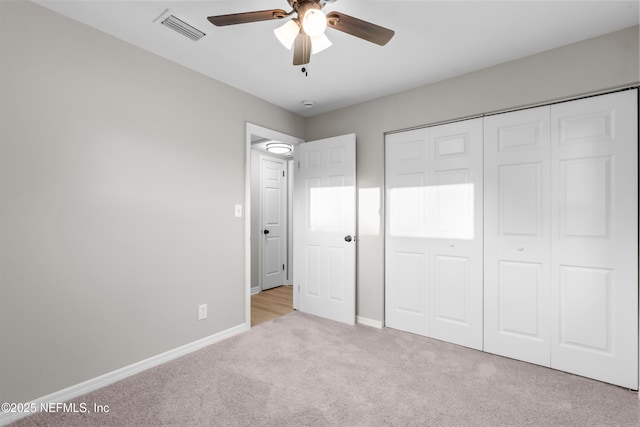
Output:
[282,170,285,177]
[282,264,285,271]
[297,161,300,169]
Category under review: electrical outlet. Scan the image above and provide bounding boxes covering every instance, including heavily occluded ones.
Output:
[198,304,207,320]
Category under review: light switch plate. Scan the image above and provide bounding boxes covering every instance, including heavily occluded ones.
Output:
[234,204,242,218]
[198,304,207,320]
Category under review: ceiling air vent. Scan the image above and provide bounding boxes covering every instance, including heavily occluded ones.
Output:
[161,15,205,41]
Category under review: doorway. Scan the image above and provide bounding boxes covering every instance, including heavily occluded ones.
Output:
[245,123,303,327]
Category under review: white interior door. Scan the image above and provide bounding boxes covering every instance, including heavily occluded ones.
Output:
[550,90,638,389]
[261,156,287,290]
[294,134,356,325]
[385,119,483,349]
[483,106,552,367]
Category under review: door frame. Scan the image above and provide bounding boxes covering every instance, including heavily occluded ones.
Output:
[245,123,303,327]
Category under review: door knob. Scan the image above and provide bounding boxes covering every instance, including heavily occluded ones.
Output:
[263,229,270,235]
[344,235,353,242]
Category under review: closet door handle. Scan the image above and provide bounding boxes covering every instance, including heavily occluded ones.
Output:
[263,229,270,235]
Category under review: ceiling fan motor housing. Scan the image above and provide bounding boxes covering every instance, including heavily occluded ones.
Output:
[288,0,335,5]
[292,0,323,19]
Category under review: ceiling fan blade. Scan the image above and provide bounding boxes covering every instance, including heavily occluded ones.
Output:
[293,32,311,66]
[207,9,288,26]
[326,11,395,46]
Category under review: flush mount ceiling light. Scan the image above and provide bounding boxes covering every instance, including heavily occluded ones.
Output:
[266,142,293,154]
[207,0,395,66]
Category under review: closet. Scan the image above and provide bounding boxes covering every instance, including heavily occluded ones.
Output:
[385,90,638,389]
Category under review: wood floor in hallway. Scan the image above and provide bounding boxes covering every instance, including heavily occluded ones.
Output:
[251,285,293,327]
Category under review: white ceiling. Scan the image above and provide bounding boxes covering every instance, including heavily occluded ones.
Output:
[34,0,639,117]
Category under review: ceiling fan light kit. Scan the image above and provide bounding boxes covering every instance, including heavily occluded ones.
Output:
[274,19,300,49]
[310,33,332,54]
[301,8,326,37]
[207,0,395,66]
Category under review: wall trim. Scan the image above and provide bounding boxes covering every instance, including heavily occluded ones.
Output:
[357,316,383,329]
[251,286,261,295]
[0,322,250,426]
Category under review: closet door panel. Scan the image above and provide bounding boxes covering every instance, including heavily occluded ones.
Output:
[498,163,543,236]
[484,106,552,366]
[498,260,544,339]
[551,90,638,389]
[560,157,610,238]
[385,129,430,336]
[428,118,483,350]
[433,255,469,324]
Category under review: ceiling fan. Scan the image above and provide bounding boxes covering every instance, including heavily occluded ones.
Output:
[207,0,395,66]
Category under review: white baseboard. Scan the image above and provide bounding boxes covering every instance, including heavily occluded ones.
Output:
[357,316,383,329]
[251,286,261,295]
[0,322,250,426]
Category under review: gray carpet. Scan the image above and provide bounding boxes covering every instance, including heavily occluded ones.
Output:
[11,311,640,426]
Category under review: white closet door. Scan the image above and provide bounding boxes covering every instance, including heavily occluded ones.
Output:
[550,90,638,389]
[385,120,483,349]
[484,106,552,366]
[385,129,430,336]
[427,119,483,350]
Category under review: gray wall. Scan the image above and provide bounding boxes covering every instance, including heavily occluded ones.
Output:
[304,25,640,323]
[0,0,304,403]
[1,0,638,406]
